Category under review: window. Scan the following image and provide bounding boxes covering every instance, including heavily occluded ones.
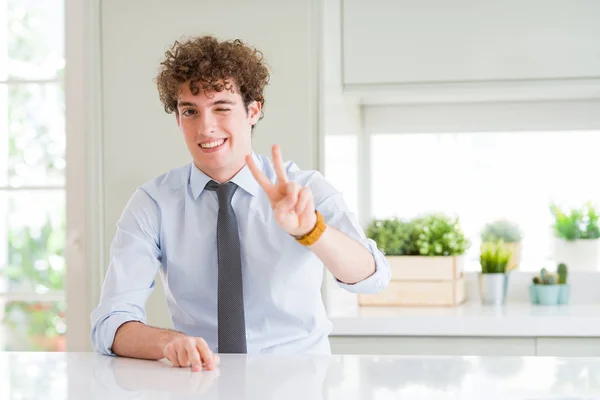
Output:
[323,101,600,273]
[369,131,600,271]
[0,0,66,351]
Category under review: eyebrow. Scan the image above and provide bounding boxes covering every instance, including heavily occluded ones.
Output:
[177,99,236,108]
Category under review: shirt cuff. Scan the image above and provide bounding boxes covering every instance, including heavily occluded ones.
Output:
[335,238,391,294]
[92,313,144,356]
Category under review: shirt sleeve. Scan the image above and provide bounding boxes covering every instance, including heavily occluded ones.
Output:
[90,188,162,356]
[290,166,391,294]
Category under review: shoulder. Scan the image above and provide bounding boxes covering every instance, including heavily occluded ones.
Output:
[138,163,191,200]
[118,164,189,221]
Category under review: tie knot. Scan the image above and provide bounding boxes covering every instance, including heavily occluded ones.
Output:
[206,180,238,205]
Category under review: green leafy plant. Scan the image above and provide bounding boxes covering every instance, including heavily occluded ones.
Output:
[480,240,512,273]
[413,213,470,256]
[366,218,419,256]
[367,213,470,257]
[481,219,522,243]
[1,212,66,351]
[550,202,600,241]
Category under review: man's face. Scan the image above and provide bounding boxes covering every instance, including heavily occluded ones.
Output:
[175,82,261,182]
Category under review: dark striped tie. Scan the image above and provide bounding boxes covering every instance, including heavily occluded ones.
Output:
[205,180,247,353]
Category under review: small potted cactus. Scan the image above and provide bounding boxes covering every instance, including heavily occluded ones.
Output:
[530,263,570,305]
[557,263,570,303]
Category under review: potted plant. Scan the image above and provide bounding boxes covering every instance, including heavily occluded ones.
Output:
[551,202,600,271]
[365,217,418,257]
[530,263,570,305]
[361,213,470,306]
[478,240,512,305]
[480,219,522,271]
[413,213,471,259]
[366,213,470,280]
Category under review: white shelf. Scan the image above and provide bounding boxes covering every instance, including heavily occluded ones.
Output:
[330,302,600,337]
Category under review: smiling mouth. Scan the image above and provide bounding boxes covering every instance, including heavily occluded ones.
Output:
[198,138,227,149]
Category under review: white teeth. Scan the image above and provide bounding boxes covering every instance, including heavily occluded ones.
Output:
[200,139,225,149]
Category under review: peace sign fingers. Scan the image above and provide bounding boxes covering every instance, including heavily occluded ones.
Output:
[246,154,278,201]
[271,145,289,187]
[246,145,291,205]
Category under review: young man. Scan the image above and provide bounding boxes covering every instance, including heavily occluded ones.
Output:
[90,35,390,371]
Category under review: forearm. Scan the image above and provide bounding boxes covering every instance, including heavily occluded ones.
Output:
[112,321,186,360]
[309,224,376,284]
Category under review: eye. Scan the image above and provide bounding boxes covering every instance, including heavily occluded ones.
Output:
[182,109,197,117]
[215,108,230,112]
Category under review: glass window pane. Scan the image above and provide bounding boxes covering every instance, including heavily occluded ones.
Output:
[370,131,600,271]
[0,191,65,292]
[0,83,65,187]
[2,0,65,80]
[1,300,66,351]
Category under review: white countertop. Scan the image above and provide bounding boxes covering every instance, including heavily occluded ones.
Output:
[329,302,600,337]
[1,352,599,399]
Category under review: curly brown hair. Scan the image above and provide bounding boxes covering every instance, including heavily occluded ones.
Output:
[155,35,270,122]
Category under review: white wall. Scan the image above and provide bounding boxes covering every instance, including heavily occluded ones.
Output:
[99,0,321,328]
[364,100,600,133]
[342,0,600,86]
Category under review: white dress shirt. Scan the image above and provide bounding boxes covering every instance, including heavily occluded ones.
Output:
[90,152,390,355]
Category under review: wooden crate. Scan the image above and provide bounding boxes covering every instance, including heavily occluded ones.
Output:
[388,255,464,281]
[358,277,466,307]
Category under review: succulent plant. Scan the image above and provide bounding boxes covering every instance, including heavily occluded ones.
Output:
[533,264,567,285]
[557,263,568,284]
[481,219,522,243]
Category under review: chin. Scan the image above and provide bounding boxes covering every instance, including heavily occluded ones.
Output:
[194,152,232,172]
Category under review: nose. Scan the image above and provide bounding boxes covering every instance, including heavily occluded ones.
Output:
[198,111,217,136]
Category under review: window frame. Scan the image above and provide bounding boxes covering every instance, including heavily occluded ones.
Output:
[357,101,600,271]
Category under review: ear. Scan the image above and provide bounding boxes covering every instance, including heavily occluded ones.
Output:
[175,111,181,127]
[247,101,261,126]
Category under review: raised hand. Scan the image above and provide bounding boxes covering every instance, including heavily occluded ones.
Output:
[246,145,317,237]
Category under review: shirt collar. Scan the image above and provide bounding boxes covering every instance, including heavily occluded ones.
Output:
[189,152,262,199]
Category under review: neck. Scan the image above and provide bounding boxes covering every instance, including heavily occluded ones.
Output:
[196,157,250,184]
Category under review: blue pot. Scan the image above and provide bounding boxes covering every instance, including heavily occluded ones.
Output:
[529,284,539,304]
[535,285,561,305]
[558,284,570,305]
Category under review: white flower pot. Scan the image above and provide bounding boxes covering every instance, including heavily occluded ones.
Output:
[553,238,600,271]
[478,273,509,306]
